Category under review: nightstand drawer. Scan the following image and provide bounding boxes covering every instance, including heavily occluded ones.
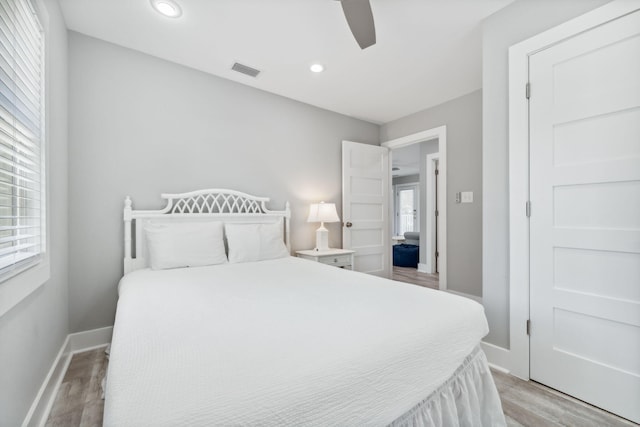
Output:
[318,254,352,267]
[295,249,355,270]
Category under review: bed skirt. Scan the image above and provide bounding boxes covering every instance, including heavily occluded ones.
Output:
[389,346,506,427]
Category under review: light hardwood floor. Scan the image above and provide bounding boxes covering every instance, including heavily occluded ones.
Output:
[46,347,637,426]
[392,265,439,290]
[45,347,108,427]
[493,369,636,427]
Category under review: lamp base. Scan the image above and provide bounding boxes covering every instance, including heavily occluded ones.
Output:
[315,224,330,251]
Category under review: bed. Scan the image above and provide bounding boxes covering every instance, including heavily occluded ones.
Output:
[104,189,505,426]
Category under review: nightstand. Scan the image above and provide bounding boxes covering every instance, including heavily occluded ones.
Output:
[296,249,355,270]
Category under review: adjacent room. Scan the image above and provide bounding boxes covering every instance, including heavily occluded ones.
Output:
[1,0,638,426]
[390,140,441,290]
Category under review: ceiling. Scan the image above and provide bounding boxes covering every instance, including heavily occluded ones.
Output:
[58,0,513,124]
[392,143,421,177]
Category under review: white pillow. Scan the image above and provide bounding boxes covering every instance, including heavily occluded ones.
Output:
[145,221,227,270]
[225,220,289,263]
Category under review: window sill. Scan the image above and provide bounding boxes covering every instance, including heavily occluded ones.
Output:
[0,259,50,318]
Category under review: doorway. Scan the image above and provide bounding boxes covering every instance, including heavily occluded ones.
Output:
[383,126,447,291]
[426,154,439,274]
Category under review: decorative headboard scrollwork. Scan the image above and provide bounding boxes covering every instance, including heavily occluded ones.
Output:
[123,189,291,274]
[165,190,270,214]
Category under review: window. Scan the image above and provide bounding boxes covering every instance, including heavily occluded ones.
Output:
[0,0,45,281]
[394,183,419,236]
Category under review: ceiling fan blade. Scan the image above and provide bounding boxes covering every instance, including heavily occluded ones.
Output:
[340,0,376,49]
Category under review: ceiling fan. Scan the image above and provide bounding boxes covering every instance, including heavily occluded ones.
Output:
[336,0,376,50]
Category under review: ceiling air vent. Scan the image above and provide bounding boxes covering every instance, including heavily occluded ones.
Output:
[231,62,261,78]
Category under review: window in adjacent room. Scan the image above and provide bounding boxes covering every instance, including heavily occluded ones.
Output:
[0,0,45,282]
[395,184,419,236]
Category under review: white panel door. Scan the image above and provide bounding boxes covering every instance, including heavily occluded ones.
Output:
[529,10,640,423]
[342,141,390,277]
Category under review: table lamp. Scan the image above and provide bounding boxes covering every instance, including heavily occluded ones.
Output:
[307,201,340,251]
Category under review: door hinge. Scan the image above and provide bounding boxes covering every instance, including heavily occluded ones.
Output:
[435,169,439,175]
[526,82,531,99]
[435,251,439,258]
[435,210,439,217]
[526,319,531,335]
[526,201,531,217]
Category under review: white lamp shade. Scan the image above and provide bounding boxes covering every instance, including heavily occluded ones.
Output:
[307,202,340,223]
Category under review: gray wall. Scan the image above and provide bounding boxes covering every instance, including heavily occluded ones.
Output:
[381,90,482,297]
[0,0,69,425]
[481,0,613,347]
[392,174,419,186]
[68,33,379,332]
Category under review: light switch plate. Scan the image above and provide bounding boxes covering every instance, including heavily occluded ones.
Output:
[461,191,473,203]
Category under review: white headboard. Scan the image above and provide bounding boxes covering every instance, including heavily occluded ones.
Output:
[123,189,291,274]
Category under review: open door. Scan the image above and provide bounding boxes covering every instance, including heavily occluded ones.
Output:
[342,141,390,277]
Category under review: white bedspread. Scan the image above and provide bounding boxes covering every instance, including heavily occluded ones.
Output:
[104,257,490,426]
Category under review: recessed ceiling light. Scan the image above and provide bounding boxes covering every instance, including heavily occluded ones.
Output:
[151,0,182,18]
[310,64,325,73]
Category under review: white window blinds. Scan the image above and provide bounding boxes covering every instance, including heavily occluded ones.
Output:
[0,0,44,277]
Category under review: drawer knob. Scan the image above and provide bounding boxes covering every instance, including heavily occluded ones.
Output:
[334,258,338,262]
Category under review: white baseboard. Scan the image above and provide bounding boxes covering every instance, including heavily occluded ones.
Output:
[481,341,511,374]
[22,326,113,427]
[417,263,430,273]
[21,335,72,427]
[68,326,113,352]
[444,289,483,304]
[487,362,510,374]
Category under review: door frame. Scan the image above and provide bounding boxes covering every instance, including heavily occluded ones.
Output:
[382,126,447,291]
[425,153,439,275]
[394,182,420,236]
[507,0,638,380]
